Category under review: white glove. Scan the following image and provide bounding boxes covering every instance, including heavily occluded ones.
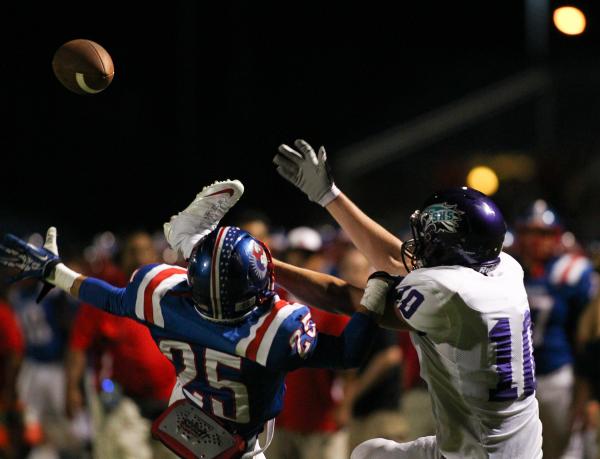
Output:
[164,179,244,259]
[44,227,81,292]
[44,226,59,256]
[273,139,340,207]
[360,271,397,316]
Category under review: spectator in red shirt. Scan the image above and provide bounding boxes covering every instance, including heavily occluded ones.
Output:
[268,227,351,459]
[330,247,407,452]
[397,332,436,441]
[66,231,177,459]
[0,291,25,459]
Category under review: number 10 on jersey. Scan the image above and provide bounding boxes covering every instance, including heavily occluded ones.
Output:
[489,310,536,402]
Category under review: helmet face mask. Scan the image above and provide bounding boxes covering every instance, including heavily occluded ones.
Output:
[401,210,425,272]
[515,200,563,263]
[187,226,275,323]
[401,187,507,273]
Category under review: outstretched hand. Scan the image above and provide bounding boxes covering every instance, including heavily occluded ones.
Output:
[0,227,60,285]
[163,179,245,260]
[273,139,340,207]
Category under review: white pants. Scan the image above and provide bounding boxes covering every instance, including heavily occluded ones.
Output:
[18,360,90,458]
[351,436,440,459]
[537,364,576,459]
[18,360,65,426]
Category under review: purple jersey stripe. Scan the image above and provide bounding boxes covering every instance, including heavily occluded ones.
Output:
[489,318,518,401]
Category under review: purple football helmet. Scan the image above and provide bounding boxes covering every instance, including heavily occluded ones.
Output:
[401,187,507,272]
[187,226,275,322]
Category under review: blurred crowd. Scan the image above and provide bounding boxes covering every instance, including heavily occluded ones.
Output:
[1,201,600,459]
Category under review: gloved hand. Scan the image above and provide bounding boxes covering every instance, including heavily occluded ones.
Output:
[273,139,340,207]
[0,227,81,301]
[164,179,244,260]
[0,228,60,283]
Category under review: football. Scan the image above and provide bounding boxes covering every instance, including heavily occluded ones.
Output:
[52,39,114,95]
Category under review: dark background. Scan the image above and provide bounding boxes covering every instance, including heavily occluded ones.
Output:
[4,1,600,247]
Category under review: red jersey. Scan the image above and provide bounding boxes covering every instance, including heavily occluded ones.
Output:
[69,266,175,401]
[0,301,24,391]
[398,331,422,390]
[276,307,350,433]
[70,304,175,401]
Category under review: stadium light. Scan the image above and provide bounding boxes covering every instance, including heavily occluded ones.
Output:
[466,166,499,196]
[553,6,586,36]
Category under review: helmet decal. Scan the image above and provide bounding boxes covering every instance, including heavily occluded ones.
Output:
[402,187,506,272]
[422,203,465,234]
[250,241,268,276]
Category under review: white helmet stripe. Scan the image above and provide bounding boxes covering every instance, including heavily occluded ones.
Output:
[210,227,228,320]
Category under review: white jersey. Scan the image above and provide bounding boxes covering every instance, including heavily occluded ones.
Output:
[393,252,542,459]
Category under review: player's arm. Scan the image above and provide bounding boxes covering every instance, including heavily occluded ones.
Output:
[274,258,363,315]
[283,272,411,371]
[326,194,406,274]
[0,227,133,318]
[301,306,378,369]
[273,139,406,275]
[274,259,410,331]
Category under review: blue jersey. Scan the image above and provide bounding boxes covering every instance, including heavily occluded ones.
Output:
[78,263,376,439]
[525,253,596,375]
[9,287,78,362]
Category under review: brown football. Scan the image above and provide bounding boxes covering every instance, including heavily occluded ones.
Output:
[52,39,114,95]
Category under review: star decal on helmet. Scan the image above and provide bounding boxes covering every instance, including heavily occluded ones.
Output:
[249,241,268,280]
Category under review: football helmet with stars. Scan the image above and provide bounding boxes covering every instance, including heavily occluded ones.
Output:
[187,226,274,322]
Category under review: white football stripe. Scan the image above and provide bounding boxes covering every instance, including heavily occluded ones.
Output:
[135,265,172,321]
[235,312,271,357]
[550,255,573,284]
[151,273,187,327]
[76,73,102,94]
[566,258,589,285]
[256,303,304,366]
[550,254,588,285]
[211,227,229,319]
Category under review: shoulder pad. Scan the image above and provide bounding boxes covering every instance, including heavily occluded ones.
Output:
[549,254,592,286]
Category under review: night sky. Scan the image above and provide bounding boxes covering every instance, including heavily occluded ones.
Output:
[5,1,600,245]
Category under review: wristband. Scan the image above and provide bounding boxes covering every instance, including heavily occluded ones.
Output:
[318,184,341,207]
[49,263,81,292]
[360,274,395,316]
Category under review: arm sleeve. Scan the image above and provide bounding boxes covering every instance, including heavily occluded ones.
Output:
[77,263,176,322]
[78,277,131,317]
[390,272,451,338]
[287,312,378,370]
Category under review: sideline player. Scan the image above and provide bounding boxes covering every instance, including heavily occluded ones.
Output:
[0,180,380,459]
[514,200,596,458]
[273,140,543,458]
